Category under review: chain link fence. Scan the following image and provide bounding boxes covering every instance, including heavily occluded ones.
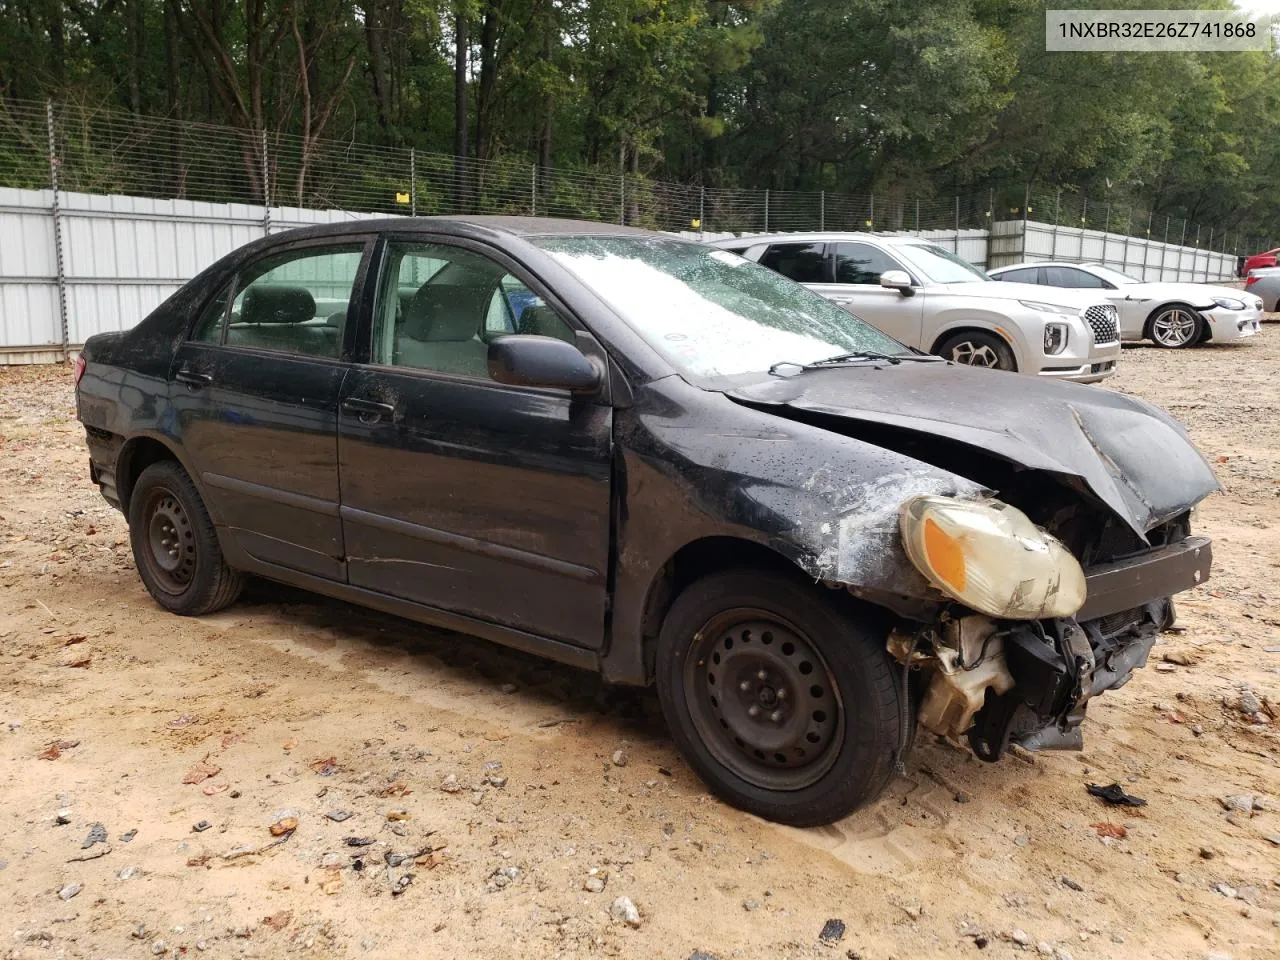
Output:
[1,96,1275,257]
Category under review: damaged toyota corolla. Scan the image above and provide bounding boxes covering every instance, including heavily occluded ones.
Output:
[74,218,1218,826]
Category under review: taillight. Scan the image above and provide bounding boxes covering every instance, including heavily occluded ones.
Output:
[72,355,86,386]
[1245,275,1258,286]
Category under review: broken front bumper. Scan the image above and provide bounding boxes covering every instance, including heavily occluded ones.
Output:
[909,535,1213,762]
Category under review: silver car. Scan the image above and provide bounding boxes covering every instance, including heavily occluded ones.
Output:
[989,261,1264,348]
[1246,266,1280,312]
[709,233,1121,383]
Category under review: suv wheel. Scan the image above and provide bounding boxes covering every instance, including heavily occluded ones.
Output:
[935,330,1016,370]
[1147,306,1202,348]
[655,570,905,826]
[128,460,243,615]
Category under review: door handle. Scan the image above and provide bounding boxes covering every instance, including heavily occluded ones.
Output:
[175,368,212,388]
[342,397,396,423]
[830,297,854,305]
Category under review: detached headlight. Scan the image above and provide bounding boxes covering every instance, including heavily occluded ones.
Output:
[1212,296,1246,311]
[1043,322,1069,355]
[899,495,1087,620]
[1019,300,1079,316]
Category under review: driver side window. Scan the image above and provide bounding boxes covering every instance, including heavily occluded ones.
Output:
[373,242,576,379]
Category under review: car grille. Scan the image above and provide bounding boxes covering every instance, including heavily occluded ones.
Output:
[1084,304,1119,344]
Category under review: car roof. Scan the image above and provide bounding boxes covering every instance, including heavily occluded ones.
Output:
[990,261,1111,271]
[260,215,663,243]
[708,232,932,247]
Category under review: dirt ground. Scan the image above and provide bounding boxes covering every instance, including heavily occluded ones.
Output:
[2,326,1278,960]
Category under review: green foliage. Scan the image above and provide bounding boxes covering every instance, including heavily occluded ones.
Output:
[0,0,1277,236]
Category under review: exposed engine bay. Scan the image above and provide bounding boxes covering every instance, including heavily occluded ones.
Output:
[886,511,1208,761]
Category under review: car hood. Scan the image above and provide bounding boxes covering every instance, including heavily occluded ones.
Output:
[727,363,1219,540]
[932,279,1106,310]
[1120,282,1239,307]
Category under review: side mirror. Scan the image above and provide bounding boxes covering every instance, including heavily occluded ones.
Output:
[879,270,914,296]
[487,334,602,393]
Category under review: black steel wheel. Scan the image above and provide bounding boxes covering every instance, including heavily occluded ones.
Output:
[684,610,843,791]
[128,459,243,615]
[656,569,905,826]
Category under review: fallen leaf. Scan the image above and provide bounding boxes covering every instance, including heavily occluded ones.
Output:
[182,757,222,784]
[376,781,412,798]
[310,756,338,776]
[386,810,410,822]
[282,738,298,752]
[186,854,211,867]
[38,739,79,760]
[1093,822,1128,839]
[415,850,449,869]
[1165,711,1188,724]
[202,782,229,796]
[261,910,293,931]
[269,816,298,837]
[220,733,243,750]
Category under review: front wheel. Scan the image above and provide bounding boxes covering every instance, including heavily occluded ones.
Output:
[655,570,905,826]
[934,330,1017,371]
[1147,306,1202,348]
[128,460,243,615]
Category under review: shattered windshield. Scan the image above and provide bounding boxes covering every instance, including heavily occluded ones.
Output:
[529,235,910,380]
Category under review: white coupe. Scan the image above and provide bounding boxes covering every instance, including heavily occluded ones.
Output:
[988,261,1263,348]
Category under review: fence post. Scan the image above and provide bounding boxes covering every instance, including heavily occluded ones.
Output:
[530,164,536,217]
[914,197,919,233]
[699,186,705,234]
[819,190,825,231]
[261,129,270,235]
[1020,184,1030,261]
[1159,216,1170,280]
[764,188,769,232]
[619,168,625,225]
[869,191,874,230]
[1204,228,1212,282]
[410,148,417,217]
[45,100,70,361]
[954,195,960,251]
[1120,207,1130,271]
[1050,188,1061,258]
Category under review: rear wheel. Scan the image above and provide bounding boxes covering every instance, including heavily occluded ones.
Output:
[935,330,1016,371]
[655,570,905,826]
[128,460,243,615]
[1147,305,1202,348]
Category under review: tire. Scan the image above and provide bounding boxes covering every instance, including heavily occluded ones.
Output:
[934,330,1017,371]
[655,569,905,826]
[1146,305,1202,348]
[127,460,243,615]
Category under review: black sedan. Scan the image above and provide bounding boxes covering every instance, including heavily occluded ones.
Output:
[74,217,1217,826]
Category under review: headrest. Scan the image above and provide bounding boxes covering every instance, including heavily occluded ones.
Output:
[403,284,494,342]
[240,285,316,325]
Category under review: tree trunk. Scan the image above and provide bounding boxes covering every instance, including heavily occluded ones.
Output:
[454,4,469,209]
[537,1,553,173]
[474,0,500,160]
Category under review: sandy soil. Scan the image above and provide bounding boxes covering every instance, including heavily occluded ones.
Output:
[1,326,1278,960]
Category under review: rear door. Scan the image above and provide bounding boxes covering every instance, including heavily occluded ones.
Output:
[336,237,613,649]
[170,237,373,580]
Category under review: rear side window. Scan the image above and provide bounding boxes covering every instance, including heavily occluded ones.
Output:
[1044,266,1107,289]
[220,245,365,358]
[993,267,1039,284]
[832,242,904,284]
[759,242,829,284]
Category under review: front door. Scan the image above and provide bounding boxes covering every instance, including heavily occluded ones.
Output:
[818,241,927,347]
[170,239,372,580]
[336,238,613,648]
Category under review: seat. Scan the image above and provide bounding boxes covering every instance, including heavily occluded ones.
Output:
[397,282,494,377]
[224,284,341,357]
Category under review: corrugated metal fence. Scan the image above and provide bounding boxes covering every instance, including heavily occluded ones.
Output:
[0,188,1242,364]
[0,186,391,363]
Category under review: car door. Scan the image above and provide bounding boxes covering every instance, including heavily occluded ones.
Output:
[170,238,373,580]
[820,241,926,347]
[336,237,613,649]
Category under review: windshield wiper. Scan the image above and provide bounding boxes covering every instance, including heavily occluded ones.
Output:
[809,350,902,366]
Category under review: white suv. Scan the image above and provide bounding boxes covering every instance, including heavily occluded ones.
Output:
[709,233,1122,383]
